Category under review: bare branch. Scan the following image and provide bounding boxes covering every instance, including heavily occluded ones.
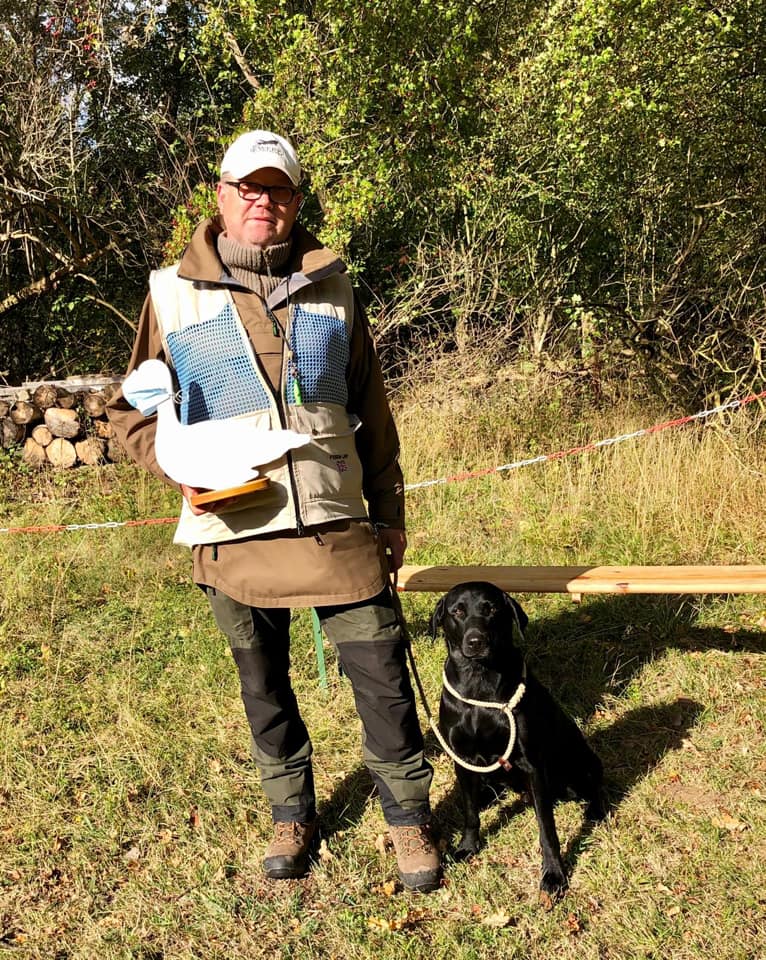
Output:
[0,241,120,316]
[223,29,261,90]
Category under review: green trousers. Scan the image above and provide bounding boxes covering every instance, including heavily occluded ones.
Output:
[205,585,433,825]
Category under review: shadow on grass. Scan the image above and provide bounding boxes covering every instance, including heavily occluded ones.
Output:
[313,593,763,850]
[404,591,765,873]
[317,765,377,837]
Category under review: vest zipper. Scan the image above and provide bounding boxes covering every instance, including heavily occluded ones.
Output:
[265,299,306,536]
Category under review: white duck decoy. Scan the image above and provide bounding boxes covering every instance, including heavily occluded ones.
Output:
[121,359,311,490]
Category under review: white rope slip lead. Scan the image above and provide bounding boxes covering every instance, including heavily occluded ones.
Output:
[431,670,526,774]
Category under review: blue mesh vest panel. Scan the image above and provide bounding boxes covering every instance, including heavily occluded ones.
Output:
[286,306,349,406]
[165,304,271,424]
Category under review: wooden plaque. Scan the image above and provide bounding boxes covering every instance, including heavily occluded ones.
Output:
[189,477,271,510]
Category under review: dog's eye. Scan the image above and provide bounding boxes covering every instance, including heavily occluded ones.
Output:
[480,602,496,618]
[451,604,466,620]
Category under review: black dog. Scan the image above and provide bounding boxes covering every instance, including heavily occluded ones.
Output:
[431,581,605,898]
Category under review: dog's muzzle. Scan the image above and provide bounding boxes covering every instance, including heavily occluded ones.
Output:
[461,626,492,658]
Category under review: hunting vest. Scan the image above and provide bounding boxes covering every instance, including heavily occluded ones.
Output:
[148,263,368,546]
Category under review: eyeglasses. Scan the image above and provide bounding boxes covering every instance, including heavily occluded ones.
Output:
[225,180,298,205]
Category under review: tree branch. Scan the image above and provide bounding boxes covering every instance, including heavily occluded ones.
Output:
[223,29,261,90]
[0,242,120,316]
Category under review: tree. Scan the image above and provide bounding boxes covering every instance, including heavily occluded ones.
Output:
[0,0,246,380]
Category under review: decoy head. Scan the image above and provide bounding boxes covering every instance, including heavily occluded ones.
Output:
[122,359,175,417]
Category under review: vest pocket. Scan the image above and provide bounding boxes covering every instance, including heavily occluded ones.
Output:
[289,406,364,506]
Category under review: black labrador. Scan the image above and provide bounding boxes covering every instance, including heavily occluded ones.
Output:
[431,581,605,898]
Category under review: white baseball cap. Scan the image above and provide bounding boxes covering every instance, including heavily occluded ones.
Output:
[219,130,301,185]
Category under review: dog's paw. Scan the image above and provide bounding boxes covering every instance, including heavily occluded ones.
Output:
[539,867,568,904]
[453,835,481,862]
[585,797,607,822]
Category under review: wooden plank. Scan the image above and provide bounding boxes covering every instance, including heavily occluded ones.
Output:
[396,564,766,595]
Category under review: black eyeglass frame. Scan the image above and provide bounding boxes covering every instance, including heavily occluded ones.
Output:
[224,179,299,205]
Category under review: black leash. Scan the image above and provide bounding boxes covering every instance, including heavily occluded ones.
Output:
[389,571,436,723]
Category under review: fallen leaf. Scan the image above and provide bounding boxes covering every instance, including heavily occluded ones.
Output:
[188,807,200,830]
[318,839,334,862]
[539,890,555,911]
[711,811,747,832]
[482,909,513,928]
[565,913,582,934]
[381,879,398,897]
[375,833,390,856]
[367,916,398,933]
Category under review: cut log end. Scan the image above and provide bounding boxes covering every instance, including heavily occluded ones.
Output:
[46,437,77,468]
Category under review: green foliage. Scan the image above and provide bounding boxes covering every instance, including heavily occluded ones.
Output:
[1,0,764,397]
[189,0,765,398]
[163,183,218,263]
[199,0,499,265]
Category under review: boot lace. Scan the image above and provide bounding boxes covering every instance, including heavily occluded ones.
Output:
[393,825,432,856]
[274,821,310,843]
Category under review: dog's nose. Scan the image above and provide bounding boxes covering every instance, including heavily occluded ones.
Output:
[463,629,488,653]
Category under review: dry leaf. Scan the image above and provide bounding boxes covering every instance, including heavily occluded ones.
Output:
[367,916,397,933]
[565,913,582,934]
[375,833,390,856]
[711,812,746,832]
[539,890,555,911]
[188,806,200,830]
[381,879,398,897]
[40,643,52,661]
[367,910,427,934]
[482,909,513,928]
[318,839,334,862]
[122,845,140,862]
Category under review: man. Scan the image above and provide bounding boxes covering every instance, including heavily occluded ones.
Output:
[107,131,440,892]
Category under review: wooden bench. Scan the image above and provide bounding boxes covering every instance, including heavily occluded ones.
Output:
[395,564,766,601]
[312,564,766,686]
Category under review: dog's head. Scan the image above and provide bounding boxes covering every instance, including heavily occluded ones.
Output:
[430,581,528,661]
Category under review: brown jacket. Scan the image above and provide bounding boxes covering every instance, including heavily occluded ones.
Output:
[108,217,404,607]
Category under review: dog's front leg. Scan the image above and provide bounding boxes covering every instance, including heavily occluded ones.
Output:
[527,768,567,897]
[454,764,482,859]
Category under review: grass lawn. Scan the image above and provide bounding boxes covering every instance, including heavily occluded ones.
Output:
[1,376,764,958]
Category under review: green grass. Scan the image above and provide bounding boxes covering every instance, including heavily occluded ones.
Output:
[1,375,765,958]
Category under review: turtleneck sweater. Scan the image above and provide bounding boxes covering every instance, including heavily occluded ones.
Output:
[217,234,292,298]
[215,234,294,391]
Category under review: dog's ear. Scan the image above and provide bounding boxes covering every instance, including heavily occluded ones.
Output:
[430,596,446,640]
[504,593,529,633]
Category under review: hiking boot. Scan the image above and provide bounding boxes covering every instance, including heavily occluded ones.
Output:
[263,819,319,880]
[389,824,442,893]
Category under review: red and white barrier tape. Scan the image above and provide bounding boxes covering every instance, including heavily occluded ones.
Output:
[2,390,765,535]
[404,389,766,491]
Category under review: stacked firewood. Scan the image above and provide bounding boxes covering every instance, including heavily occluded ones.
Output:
[0,377,126,469]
